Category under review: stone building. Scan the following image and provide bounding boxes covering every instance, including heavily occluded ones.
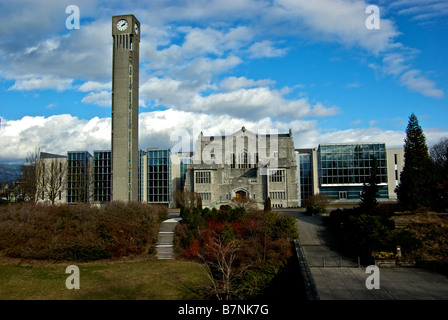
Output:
[184,127,301,209]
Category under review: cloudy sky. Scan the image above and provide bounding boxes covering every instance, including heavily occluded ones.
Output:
[0,0,447,163]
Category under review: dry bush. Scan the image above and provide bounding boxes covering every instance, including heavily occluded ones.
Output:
[0,201,166,261]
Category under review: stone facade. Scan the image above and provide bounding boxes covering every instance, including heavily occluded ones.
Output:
[184,127,300,209]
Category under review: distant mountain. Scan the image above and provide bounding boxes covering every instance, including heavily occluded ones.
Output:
[0,164,23,183]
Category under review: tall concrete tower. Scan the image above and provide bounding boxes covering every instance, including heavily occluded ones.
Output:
[111,15,140,202]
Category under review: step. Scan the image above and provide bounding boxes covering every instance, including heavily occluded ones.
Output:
[157,233,174,245]
[156,218,181,260]
[158,222,178,233]
[156,245,174,260]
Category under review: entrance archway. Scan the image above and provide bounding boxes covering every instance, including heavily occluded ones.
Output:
[235,190,247,199]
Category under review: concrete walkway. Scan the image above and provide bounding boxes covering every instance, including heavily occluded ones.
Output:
[294,212,448,300]
[155,209,181,260]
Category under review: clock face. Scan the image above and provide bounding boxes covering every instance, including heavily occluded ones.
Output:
[134,23,139,34]
[117,19,128,31]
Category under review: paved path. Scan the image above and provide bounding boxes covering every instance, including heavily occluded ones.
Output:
[294,212,448,300]
[156,209,181,260]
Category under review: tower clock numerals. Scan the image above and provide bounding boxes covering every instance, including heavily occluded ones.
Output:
[134,22,139,34]
[117,19,128,31]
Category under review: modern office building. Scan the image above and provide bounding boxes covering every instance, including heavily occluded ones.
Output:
[111,14,141,202]
[296,143,404,204]
[146,148,172,206]
[296,149,316,206]
[67,151,93,203]
[184,127,300,209]
[317,143,389,201]
[93,150,112,203]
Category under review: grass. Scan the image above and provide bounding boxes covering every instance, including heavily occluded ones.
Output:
[0,258,209,300]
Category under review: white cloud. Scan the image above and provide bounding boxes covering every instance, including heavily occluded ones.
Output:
[248,40,287,58]
[0,114,110,162]
[400,69,444,98]
[2,110,447,163]
[140,77,203,108]
[81,91,111,107]
[78,81,111,92]
[188,87,339,120]
[273,0,400,55]
[8,76,73,92]
[388,0,448,23]
[315,127,405,148]
[381,53,410,76]
[220,76,275,91]
[1,19,112,86]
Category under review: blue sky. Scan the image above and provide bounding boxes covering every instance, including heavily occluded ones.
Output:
[0,0,447,163]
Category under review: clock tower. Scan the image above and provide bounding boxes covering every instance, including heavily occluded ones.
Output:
[111,15,140,202]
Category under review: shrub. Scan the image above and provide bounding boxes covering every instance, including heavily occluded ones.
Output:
[305,194,329,215]
[0,201,163,261]
[177,205,296,299]
[371,251,395,260]
[262,211,298,240]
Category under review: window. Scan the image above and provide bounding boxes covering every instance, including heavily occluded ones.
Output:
[269,191,286,199]
[339,191,347,200]
[269,169,285,183]
[195,171,211,184]
[198,193,211,200]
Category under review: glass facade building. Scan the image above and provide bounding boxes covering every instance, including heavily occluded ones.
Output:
[298,152,314,205]
[93,151,111,202]
[67,151,92,203]
[147,149,171,205]
[317,143,388,200]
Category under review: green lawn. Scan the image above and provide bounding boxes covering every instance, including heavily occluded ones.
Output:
[0,258,208,300]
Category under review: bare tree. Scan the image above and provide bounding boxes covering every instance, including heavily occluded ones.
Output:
[199,232,250,300]
[430,137,448,170]
[37,158,67,205]
[19,147,41,202]
[174,189,201,209]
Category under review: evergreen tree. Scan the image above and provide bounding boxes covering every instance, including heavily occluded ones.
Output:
[359,157,379,214]
[396,113,435,210]
[197,195,203,212]
[264,197,271,212]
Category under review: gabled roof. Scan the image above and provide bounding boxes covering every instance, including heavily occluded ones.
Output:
[200,126,292,141]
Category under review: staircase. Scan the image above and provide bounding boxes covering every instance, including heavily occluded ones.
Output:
[156,209,181,260]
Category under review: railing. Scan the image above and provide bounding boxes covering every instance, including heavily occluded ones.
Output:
[293,239,320,300]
